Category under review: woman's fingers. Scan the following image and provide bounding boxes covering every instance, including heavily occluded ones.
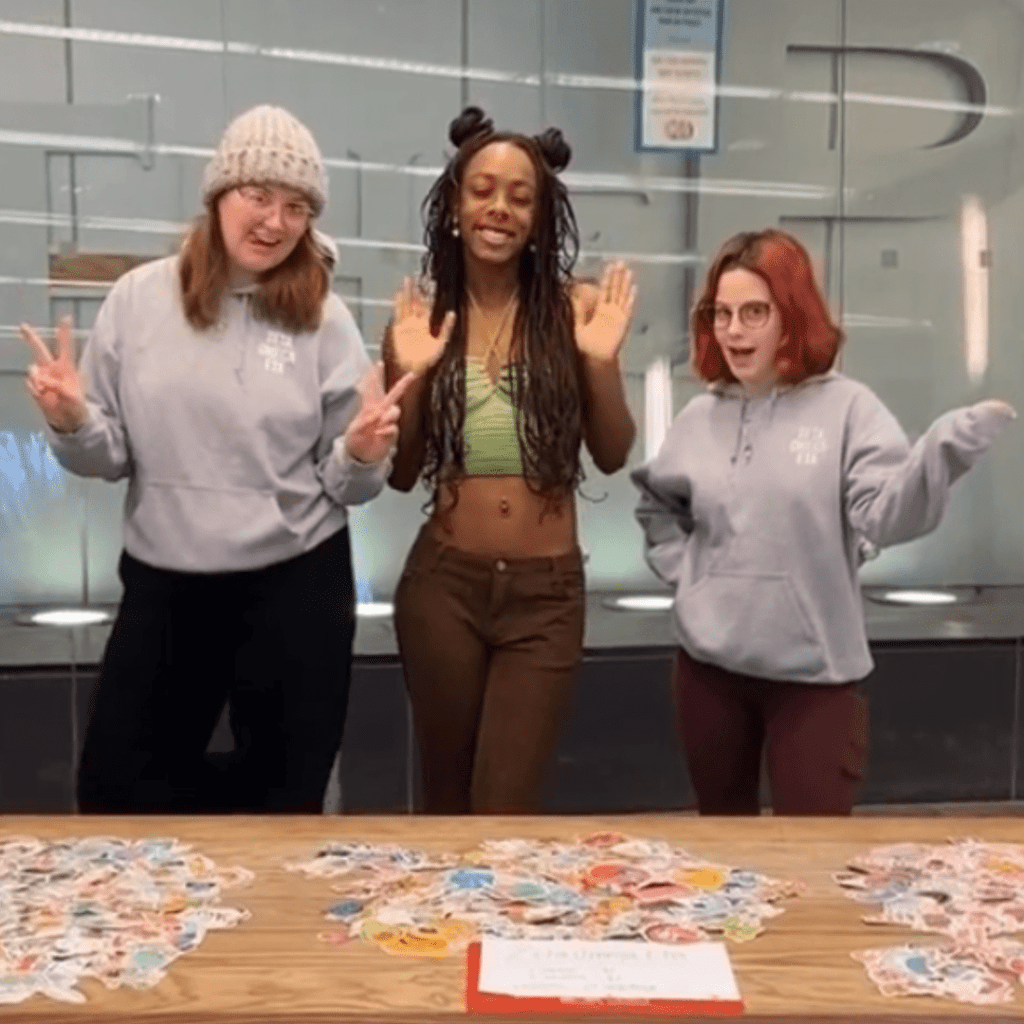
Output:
[352,366,413,441]
[611,262,632,307]
[594,261,633,309]
[437,310,457,347]
[602,264,618,303]
[28,362,71,397]
[395,277,421,322]
[393,278,438,331]
[383,370,416,407]
[25,372,63,413]
[55,316,76,364]
[50,377,83,403]
[359,399,404,435]
[392,283,407,322]
[406,278,423,318]
[19,323,54,365]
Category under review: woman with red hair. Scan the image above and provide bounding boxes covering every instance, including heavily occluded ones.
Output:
[633,228,1014,815]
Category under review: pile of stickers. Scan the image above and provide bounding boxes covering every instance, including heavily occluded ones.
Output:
[836,839,1024,1005]
[286,831,801,958]
[0,835,252,1004]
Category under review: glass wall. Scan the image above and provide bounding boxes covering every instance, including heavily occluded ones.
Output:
[2,0,1023,658]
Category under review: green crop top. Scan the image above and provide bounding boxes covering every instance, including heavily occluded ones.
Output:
[463,357,523,476]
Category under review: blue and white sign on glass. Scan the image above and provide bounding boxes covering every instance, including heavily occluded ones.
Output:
[635,0,724,152]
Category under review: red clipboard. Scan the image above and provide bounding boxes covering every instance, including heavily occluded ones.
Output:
[465,941,745,1016]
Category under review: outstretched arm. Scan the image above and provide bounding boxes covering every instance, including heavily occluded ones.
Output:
[845,391,1015,548]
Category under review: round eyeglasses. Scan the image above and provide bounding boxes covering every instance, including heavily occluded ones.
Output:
[701,300,773,331]
[235,184,312,227]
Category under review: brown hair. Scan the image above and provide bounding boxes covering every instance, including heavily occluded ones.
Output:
[691,229,843,385]
[178,197,330,334]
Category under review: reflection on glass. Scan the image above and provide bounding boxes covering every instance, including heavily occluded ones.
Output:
[643,356,672,461]
[960,194,989,385]
[0,0,1022,654]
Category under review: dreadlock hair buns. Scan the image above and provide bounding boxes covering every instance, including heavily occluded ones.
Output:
[448,106,494,148]
[534,127,572,172]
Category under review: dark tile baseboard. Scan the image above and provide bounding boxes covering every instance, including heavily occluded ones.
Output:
[1,639,1021,814]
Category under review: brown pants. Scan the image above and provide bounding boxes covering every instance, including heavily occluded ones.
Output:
[394,526,585,814]
[673,647,869,816]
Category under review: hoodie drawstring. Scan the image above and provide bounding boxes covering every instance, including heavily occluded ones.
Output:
[731,397,748,465]
[234,294,251,383]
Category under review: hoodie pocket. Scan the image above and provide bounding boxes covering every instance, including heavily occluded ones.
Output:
[127,482,297,568]
[680,570,826,679]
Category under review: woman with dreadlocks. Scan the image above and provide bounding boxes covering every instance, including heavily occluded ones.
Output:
[383,106,636,814]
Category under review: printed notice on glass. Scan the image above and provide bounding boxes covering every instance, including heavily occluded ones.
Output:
[477,938,742,1002]
[635,0,724,151]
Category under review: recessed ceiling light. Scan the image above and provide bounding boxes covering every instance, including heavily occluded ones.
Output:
[606,595,674,612]
[29,608,112,627]
[876,589,958,606]
[356,602,393,618]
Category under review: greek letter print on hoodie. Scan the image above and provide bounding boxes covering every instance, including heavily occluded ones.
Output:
[45,256,387,573]
[632,372,1013,683]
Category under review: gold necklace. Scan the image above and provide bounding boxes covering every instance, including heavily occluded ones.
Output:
[468,290,518,381]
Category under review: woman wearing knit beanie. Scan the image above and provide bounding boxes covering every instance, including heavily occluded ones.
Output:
[383,106,636,813]
[20,105,411,814]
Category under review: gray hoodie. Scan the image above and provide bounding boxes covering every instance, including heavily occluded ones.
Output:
[47,256,387,573]
[632,372,1013,683]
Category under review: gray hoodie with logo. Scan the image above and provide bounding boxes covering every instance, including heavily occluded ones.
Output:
[632,372,1013,683]
[47,255,387,573]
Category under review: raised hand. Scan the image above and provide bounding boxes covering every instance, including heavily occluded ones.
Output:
[391,277,455,376]
[573,261,636,363]
[344,364,416,465]
[20,316,88,433]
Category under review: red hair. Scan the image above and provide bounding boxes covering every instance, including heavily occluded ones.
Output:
[691,229,843,385]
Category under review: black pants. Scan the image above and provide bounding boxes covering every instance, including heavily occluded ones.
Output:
[78,528,356,814]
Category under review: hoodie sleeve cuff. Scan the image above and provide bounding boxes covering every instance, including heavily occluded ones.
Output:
[319,436,391,506]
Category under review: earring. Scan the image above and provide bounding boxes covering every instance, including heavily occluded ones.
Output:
[528,240,536,253]
[452,224,460,238]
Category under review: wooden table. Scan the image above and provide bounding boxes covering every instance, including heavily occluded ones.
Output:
[3,814,1024,1022]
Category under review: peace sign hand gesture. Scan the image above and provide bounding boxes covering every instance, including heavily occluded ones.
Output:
[573,261,636,363]
[344,364,416,465]
[20,316,88,434]
[391,277,455,376]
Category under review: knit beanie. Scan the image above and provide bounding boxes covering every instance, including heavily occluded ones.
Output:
[201,105,328,216]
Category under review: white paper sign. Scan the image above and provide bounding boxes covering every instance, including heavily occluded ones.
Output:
[477,938,741,1001]
[642,48,716,149]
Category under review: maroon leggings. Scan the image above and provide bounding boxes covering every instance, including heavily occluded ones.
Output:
[673,647,869,816]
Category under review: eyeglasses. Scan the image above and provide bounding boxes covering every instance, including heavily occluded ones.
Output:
[701,300,773,331]
[235,185,312,226]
